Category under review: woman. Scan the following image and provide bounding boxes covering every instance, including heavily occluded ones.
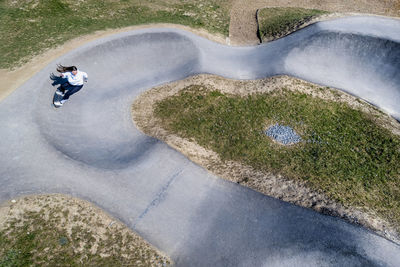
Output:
[54,65,88,107]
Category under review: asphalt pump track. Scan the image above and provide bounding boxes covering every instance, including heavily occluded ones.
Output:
[1,16,400,266]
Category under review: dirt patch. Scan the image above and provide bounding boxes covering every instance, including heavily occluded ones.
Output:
[0,194,171,265]
[229,0,400,45]
[132,74,400,244]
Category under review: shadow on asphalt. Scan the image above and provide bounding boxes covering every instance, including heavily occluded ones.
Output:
[175,186,381,266]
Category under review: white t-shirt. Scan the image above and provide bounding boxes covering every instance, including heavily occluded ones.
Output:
[62,70,88,86]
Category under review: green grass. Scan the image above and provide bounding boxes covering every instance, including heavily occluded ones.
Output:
[258,7,328,41]
[154,85,400,229]
[0,0,231,69]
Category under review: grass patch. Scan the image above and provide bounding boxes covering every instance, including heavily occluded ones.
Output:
[257,7,328,41]
[0,0,232,69]
[154,85,400,230]
[0,195,170,266]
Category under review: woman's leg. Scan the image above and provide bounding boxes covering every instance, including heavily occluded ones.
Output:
[62,85,83,100]
[59,82,72,94]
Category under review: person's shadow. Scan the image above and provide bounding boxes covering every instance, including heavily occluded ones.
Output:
[50,73,68,108]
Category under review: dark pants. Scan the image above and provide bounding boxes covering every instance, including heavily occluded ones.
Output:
[60,82,83,100]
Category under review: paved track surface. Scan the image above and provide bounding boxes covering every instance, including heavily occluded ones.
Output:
[1,16,400,266]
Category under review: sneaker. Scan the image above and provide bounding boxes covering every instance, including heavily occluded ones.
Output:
[54,99,67,108]
[54,101,63,107]
[55,89,65,96]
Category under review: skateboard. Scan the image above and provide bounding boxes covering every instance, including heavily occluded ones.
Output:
[53,90,65,108]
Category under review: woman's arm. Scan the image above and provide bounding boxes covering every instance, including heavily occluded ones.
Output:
[83,72,88,82]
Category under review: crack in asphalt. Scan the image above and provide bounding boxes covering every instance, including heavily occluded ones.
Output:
[133,169,183,229]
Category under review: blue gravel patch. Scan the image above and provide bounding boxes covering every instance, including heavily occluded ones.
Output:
[265,124,302,145]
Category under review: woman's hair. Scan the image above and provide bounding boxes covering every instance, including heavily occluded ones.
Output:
[56,64,77,73]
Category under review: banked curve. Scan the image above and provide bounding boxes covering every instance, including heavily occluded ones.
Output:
[31,15,400,170]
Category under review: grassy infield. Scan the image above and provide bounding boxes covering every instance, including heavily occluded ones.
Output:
[155,86,400,230]
[1,0,399,265]
[258,7,328,41]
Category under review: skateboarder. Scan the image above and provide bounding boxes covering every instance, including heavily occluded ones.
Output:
[54,65,88,107]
